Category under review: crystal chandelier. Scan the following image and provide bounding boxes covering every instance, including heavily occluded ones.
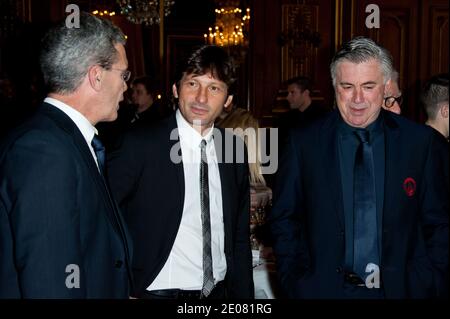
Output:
[116,0,175,25]
[204,1,250,48]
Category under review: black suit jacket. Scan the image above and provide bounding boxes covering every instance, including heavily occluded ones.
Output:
[107,114,254,298]
[0,103,133,298]
[269,110,449,298]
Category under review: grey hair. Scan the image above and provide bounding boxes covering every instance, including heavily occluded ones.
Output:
[40,12,126,94]
[421,73,449,120]
[391,70,399,83]
[330,36,394,87]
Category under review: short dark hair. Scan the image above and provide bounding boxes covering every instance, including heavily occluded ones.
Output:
[173,45,236,95]
[132,76,158,97]
[421,73,449,120]
[285,76,312,93]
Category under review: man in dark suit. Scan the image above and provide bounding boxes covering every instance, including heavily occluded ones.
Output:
[0,13,132,298]
[280,76,328,129]
[269,37,448,299]
[422,73,449,140]
[107,45,254,299]
[277,76,329,153]
[129,76,172,125]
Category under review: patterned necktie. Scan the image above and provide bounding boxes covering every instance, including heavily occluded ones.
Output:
[91,135,105,176]
[200,139,214,298]
[353,130,379,281]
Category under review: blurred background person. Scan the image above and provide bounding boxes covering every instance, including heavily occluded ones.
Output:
[382,70,402,114]
[279,76,328,130]
[130,76,172,125]
[421,73,449,140]
[277,76,329,153]
[217,107,272,234]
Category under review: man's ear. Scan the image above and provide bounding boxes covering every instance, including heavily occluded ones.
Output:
[172,84,179,98]
[224,95,233,108]
[440,103,449,118]
[88,65,103,91]
[384,78,393,97]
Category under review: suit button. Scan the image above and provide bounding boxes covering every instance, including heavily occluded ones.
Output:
[115,260,123,268]
[336,267,343,273]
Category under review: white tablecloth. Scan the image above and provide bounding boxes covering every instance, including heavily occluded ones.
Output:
[252,249,279,299]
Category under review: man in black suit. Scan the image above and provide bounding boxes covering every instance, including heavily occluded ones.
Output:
[0,13,133,298]
[281,76,328,129]
[129,76,172,125]
[422,73,449,140]
[269,37,448,298]
[107,45,254,299]
[277,76,329,152]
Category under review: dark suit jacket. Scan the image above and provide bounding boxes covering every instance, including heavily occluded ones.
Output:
[107,114,254,298]
[0,103,133,298]
[269,109,449,298]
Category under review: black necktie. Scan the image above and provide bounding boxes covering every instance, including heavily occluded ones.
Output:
[91,135,105,176]
[200,139,214,298]
[353,130,379,280]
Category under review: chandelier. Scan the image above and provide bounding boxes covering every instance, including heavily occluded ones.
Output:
[92,10,116,17]
[204,1,250,48]
[116,0,175,25]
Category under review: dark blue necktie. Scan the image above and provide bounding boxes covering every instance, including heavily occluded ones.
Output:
[91,135,105,176]
[353,130,379,280]
[200,139,214,298]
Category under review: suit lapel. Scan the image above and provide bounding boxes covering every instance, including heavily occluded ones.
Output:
[214,128,233,253]
[40,103,124,236]
[322,111,345,230]
[41,103,135,283]
[167,115,185,213]
[381,112,400,235]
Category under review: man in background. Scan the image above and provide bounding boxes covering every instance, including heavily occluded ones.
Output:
[277,76,329,149]
[422,73,449,140]
[382,70,402,114]
[281,76,328,128]
[130,76,171,125]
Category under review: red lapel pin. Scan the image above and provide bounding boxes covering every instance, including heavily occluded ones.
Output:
[403,177,416,197]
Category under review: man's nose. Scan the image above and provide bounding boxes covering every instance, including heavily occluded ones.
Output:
[352,88,364,104]
[196,87,208,104]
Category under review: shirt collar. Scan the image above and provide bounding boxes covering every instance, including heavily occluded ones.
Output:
[176,109,214,149]
[338,110,384,142]
[44,97,98,144]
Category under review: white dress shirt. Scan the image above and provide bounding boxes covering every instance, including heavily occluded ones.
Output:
[148,109,226,290]
[44,97,101,169]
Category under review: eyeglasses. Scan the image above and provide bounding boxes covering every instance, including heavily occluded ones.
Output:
[384,95,403,108]
[110,68,131,82]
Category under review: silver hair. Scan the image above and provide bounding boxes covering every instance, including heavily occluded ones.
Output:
[40,12,126,94]
[330,36,394,87]
[391,70,399,83]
